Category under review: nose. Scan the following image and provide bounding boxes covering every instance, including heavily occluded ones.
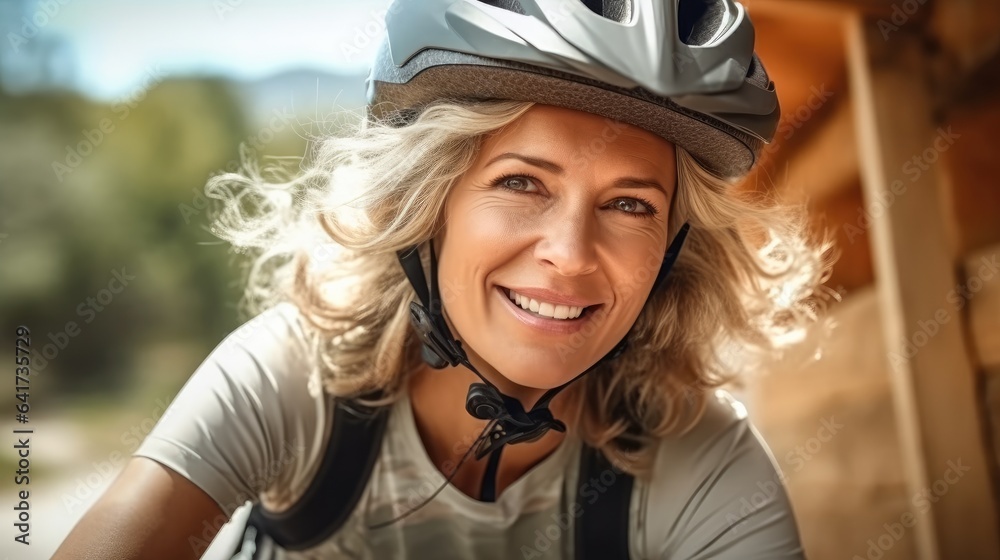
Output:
[532,202,599,277]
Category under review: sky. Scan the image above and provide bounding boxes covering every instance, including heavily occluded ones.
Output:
[3,0,396,99]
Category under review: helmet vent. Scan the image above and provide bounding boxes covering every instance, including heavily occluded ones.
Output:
[678,0,728,46]
[578,0,632,23]
[480,0,632,23]
[746,53,770,88]
[600,0,632,23]
[479,0,526,15]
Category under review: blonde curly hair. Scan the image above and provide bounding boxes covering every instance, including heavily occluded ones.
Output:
[205,99,834,478]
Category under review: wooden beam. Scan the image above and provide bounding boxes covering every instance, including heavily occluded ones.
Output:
[810,182,876,292]
[940,49,1000,115]
[965,243,1000,371]
[770,95,858,204]
[846,14,1000,560]
[930,0,1000,73]
[744,0,898,19]
[940,96,1000,266]
[750,286,919,557]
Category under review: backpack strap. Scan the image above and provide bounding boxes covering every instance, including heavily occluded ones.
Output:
[245,393,391,551]
[576,444,633,560]
[231,395,631,557]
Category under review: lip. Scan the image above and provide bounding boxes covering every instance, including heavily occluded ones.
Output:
[495,286,601,335]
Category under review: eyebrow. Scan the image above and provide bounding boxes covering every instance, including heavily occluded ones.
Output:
[484,152,672,197]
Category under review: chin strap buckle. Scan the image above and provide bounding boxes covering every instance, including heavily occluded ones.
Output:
[408,301,467,369]
[466,383,567,459]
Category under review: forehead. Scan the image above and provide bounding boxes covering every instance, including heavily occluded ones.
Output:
[478,104,677,178]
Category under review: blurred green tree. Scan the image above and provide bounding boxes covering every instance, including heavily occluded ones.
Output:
[0,77,307,398]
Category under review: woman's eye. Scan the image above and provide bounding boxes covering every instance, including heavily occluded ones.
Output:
[492,175,658,219]
[497,175,538,192]
[611,198,651,215]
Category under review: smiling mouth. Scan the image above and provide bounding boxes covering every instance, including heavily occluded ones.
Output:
[498,286,601,322]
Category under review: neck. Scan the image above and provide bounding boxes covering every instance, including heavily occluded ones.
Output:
[407,360,571,501]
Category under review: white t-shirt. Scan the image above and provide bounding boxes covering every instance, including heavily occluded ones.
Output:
[134,303,806,559]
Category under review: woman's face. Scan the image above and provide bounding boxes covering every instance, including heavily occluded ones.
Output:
[435,104,677,391]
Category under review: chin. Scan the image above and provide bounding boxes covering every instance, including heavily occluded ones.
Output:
[491,357,582,391]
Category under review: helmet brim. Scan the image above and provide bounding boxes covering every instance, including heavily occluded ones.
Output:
[367,48,777,179]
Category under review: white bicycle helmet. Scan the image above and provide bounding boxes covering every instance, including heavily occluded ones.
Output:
[365,0,780,178]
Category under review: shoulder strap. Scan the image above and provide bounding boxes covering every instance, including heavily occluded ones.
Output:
[238,396,630,556]
[576,444,633,560]
[247,393,391,551]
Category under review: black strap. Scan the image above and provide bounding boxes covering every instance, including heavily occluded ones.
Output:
[479,446,504,502]
[397,245,431,308]
[235,397,633,558]
[576,445,633,560]
[651,222,690,293]
[246,394,390,551]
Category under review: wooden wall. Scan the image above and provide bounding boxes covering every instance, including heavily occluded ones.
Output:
[739,1,1000,558]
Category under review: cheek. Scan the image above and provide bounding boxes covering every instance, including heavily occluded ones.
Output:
[470,196,534,238]
[448,198,530,262]
[610,242,665,311]
[436,205,516,308]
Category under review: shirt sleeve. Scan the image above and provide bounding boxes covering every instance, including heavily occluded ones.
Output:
[132,302,330,519]
[643,390,806,560]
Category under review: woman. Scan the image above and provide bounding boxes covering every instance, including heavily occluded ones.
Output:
[54,1,830,558]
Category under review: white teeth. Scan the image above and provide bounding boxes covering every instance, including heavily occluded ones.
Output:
[506,289,585,320]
